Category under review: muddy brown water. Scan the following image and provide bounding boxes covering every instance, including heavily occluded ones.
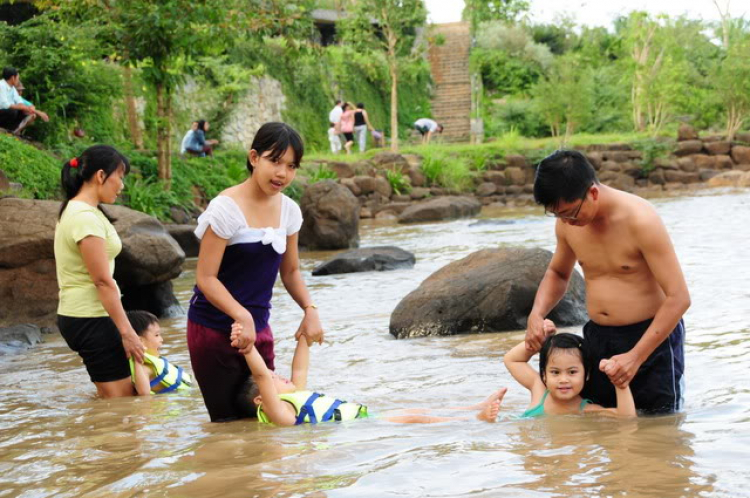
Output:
[1,189,748,497]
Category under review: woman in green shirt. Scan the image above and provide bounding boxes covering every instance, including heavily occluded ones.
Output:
[54,145,144,398]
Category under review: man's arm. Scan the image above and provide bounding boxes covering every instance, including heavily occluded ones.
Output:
[525,222,578,350]
[604,210,690,387]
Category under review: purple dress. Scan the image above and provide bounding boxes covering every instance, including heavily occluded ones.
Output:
[187,194,303,422]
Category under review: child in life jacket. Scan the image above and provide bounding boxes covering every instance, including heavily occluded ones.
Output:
[127,310,192,395]
[232,323,506,426]
[504,320,636,418]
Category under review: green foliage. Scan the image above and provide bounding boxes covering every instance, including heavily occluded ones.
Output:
[419,149,472,191]
[483,98,548,137]
[463,0,530,31]
[0,14,123,145]
[631,138,672,175]
[385,168,411,195]
[305,164,338,183]
[0,135,61,199]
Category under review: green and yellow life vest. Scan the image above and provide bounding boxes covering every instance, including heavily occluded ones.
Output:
[258,390,368,425]
[129,352,192,394]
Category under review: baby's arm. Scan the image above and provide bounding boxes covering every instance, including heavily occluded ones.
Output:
[504,341,545,397]
[291,334,310,390]
[232,323,297,426]
[132,361,151,396]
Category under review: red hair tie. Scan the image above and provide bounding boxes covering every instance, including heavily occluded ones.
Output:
[70,158,79,168]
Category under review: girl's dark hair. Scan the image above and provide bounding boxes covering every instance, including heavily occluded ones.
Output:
[538,333,590,385]
[235,378,261,418]
[341,102,350,111]
[59,145,130,219]
[533,150,599,210]
[246,122,304,174]
[196,120,207,132]
[356,102,365,109]
[126,310,159,336]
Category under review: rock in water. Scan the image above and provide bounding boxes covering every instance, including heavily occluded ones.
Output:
[299,180,360,250]
[398,196,481,224]
[390,247,587,339]
[312,246,416,276]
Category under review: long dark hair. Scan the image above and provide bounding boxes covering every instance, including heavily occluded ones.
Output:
[59,145,130,219]
[538,333,591,385]
[196,120,207,132]
[246,122,304,173]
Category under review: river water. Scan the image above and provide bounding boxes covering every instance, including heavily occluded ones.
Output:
[1,189,748,497]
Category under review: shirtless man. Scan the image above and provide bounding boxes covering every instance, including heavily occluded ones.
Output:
[525,150,690,414]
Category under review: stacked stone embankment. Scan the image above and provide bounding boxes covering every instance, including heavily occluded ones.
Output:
[304,127,750,223]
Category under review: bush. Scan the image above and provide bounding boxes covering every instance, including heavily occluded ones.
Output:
[419,149,472,191]
[385,169,411,195]
[0,135,60,199]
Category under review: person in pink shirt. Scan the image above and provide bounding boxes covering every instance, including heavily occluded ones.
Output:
[339,102,356,154]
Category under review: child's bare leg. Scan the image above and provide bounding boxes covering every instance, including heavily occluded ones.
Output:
[475,388,506,423]
[384,388,507,424]
[442,388,508,411]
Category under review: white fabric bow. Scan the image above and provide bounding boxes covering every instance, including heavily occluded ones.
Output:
[259,227,286,254]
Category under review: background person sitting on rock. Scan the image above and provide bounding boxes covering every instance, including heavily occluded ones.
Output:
[54,145,145,399]
[180,121,198,155]
[187,122,324,422]
[184,119,219,157]
[414,118,443,144]
[0,67,49,135]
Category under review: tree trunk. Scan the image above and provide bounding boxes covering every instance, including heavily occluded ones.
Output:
[122,64,143,149]
[726,104,745,142]
[389,59,399,153]
[156,83,172,187]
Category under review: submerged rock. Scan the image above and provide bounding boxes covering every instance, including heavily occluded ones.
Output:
[312,246,416,276]
[0,324,44,355]
[398,196,481,224]
[390,247,587,339]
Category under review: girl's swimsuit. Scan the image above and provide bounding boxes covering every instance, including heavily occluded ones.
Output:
[258,390,369,425]
[520,390,591,418]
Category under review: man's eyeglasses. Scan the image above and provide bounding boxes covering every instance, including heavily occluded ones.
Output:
[545,186,591,221]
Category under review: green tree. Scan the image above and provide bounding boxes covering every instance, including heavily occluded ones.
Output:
[339,0,427,152]
[716,35,750,140]
[462,0,529,32]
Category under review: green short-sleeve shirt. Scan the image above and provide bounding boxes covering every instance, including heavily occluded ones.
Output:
[54,201,122,317]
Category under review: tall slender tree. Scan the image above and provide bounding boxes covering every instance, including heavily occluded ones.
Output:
[340,0,427,152]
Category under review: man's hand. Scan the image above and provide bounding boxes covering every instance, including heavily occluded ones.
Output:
[600,352,643,388]
[525,313,552,352]
[121,330,145,364]
[295,309,324,345]
[230,318,256,354]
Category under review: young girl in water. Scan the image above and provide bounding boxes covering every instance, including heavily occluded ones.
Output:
[504,322,636,418]
[187,122,324,422]
[232,323,505,426]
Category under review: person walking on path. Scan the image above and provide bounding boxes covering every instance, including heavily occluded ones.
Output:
[187,122,324,422]
[54,145,145,398]
[0,67,49,135]
[353,103,375,153]
[525,150,690,414]
[328,99,343,150]
[339,103,355,154]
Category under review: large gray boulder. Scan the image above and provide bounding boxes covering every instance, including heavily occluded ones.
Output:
[312,246,416,276]
[0,198,185,326]
[166,224,201,258]
[389,247,587,339]
[0,324,44,355]
[398,196,481,224]
[299,180,360,250]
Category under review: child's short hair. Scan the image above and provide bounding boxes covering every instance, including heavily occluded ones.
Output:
[538,333,590,385]
[235,378,261,418]
[126,310,159,336]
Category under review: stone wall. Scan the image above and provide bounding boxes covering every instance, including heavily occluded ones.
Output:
[303,127,750,221]
[220,76,286,150]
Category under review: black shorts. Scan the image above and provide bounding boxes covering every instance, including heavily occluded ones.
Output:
[57,315,131,383]
[343,132,354,142]
[0,109,24,130]
[415,124,429,136]
[581,318,685,414]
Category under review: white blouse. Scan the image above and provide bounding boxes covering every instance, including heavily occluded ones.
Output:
[194,194,303,254]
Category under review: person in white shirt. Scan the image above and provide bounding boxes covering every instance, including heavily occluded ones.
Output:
[0,67,48,135]
[328,99,343,150]
[414,118,443,144]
